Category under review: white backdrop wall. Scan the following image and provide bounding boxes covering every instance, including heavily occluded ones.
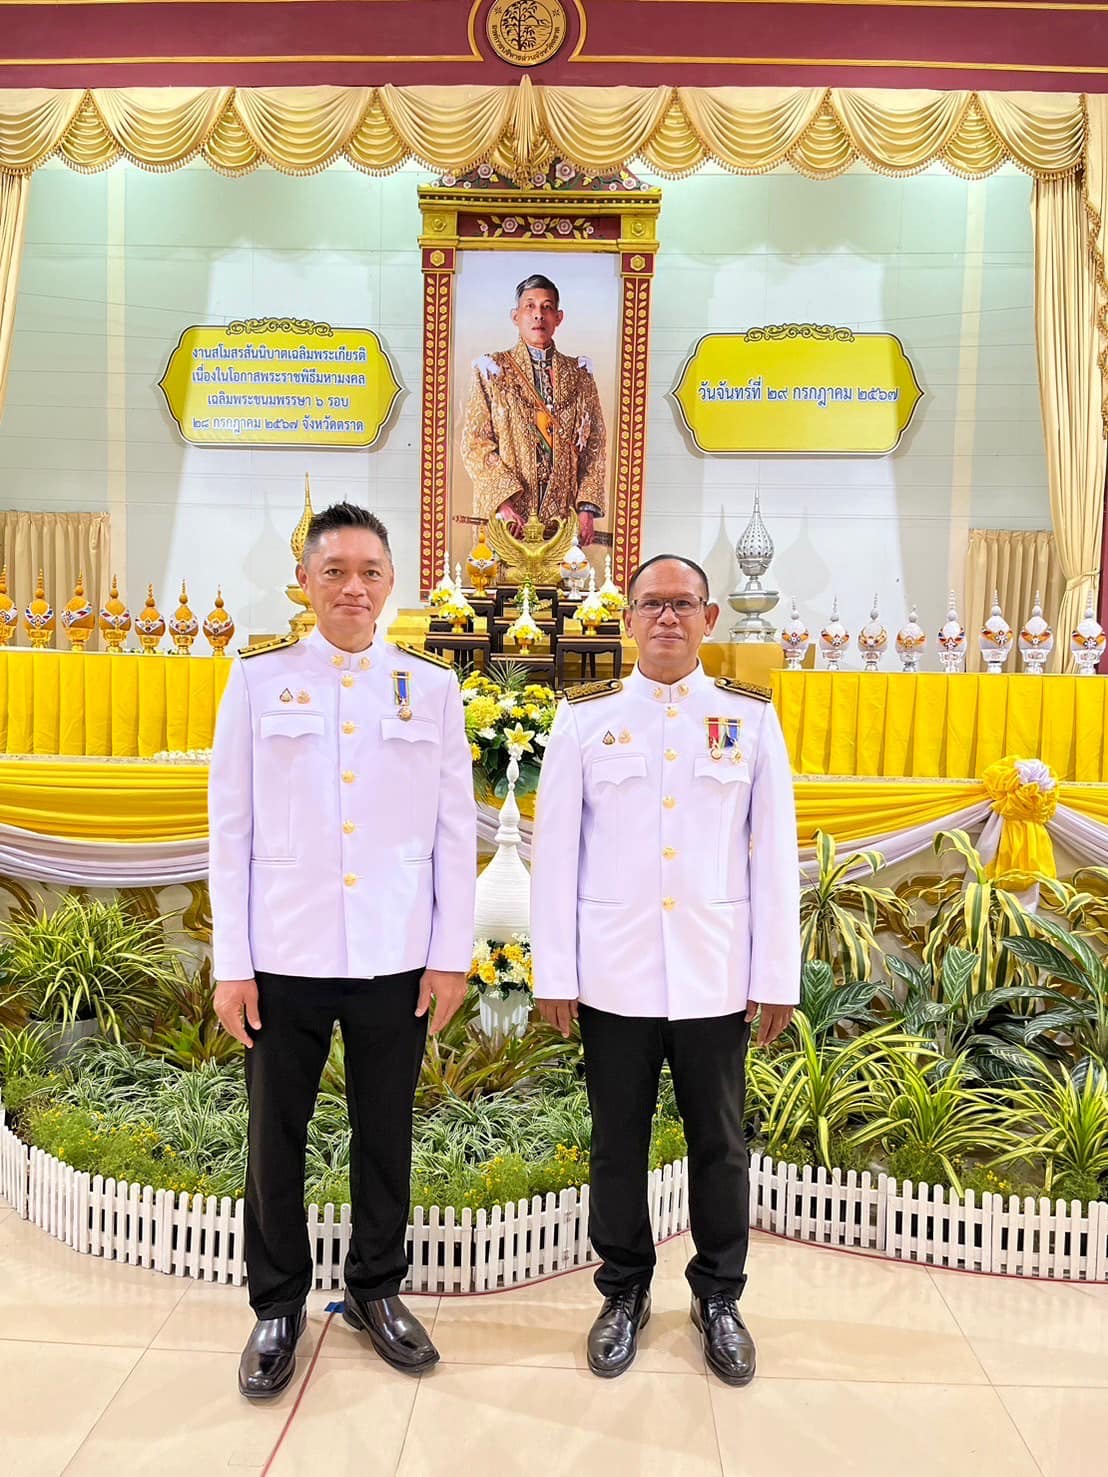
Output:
[0,160,1049,666]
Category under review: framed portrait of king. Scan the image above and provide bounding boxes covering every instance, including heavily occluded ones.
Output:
[417,164,661,595]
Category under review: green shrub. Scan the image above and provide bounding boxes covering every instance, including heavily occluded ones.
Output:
[528,1143,589,1197]
[887,1142,948,1187]
[1,1070,61,1116]
[1049,1170,1105,1205]
[0,897,185,1042]
[0,1022,56,1084]
[22,1102,218,1197]
[649,1117,688,1169]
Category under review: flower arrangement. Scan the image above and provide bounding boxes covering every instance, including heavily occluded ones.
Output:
[461,666,557,802]
[440,592,475,630]
[468,934,534,1002]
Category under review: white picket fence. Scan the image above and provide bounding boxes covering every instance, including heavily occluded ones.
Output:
[2,1107,1105,1285]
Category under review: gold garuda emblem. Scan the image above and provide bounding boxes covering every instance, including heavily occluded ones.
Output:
[485,512,576,587]
[486,0,568,67]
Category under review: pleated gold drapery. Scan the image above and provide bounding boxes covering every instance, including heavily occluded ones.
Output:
[963,529,1063,673]
[0,512,111,651]
[0,170,28,423]
[0,85,1085,179]
[1087,95,1108,439]
[1033,170,1107,671]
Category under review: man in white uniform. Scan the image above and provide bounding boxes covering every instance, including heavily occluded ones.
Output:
[530,554,799,1385]
[209,503,476,1398]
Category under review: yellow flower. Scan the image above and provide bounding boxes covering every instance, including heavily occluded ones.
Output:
[470,742,481,762]
[502,723,534,753]
[504,944,524,964]
[478,962,498,985]
[464,695,500,735]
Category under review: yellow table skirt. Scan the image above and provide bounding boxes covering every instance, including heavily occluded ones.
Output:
[0,650,233,758]
[771,671,1108,781]
[1,650,1104,785]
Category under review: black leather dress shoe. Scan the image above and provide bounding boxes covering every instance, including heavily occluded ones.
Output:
[238,1308,307,1399]
[343,1291,440,1373]
[587,1286,652,1378]
[691,1294,756,1386]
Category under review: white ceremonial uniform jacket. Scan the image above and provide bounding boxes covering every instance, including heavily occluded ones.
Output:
[209,627,476,982]
[529,662,800,1020]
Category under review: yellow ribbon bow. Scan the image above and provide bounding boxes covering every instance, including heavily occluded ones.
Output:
[981,754,1058,886]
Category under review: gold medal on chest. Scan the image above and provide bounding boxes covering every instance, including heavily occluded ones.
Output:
[602,730,616,746]
[392,671,413,721]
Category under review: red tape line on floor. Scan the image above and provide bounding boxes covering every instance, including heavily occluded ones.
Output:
[259,1308,337,1477]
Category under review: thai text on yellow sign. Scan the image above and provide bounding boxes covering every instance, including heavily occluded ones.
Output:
[672,325,922,455]
[159,319,402,449]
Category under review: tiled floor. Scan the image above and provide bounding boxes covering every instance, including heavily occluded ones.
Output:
[1,1211,1104,1476]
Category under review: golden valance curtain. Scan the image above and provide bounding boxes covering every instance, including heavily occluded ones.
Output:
[963,529,1063,673]
[0,85,1085,179]
[0,511,111,650]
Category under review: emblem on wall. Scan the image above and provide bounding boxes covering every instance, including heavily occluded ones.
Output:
[486,0,569,67]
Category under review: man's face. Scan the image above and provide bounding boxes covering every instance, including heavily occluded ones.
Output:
[511,287,563,350]
[624,559,719,666]
[297,528,395,643]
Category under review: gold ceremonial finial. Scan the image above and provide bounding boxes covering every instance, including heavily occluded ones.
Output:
[485,513,576,588]
[203,588,235,656]
[61,571,96,650]
[24,568,54,649]
[465,525,499,597]
[291,473,315,563]
[0,566,17,648]
[169,578,199,655]
[99,573,131,653]
[286,473,317,636]
[134,583,166,654]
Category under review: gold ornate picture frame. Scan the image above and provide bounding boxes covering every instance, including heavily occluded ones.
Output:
[417,166,661,595]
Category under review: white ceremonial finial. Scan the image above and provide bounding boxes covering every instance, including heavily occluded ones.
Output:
[473,742,532,941]
[979,589,1013,675]
[588,566,597,595]
[1019,589,1054,675]
[819,597,849,672]
[896,603,926,673]
[857,594,887,673]
[455,562,464,591]
[938,591,967,674]
[780,597,810,672]
[1071,587,1106,676]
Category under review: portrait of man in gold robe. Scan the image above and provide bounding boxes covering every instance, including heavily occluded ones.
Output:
[460,274,608,547]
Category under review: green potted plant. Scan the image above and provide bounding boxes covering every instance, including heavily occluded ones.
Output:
[0,894,185,1057]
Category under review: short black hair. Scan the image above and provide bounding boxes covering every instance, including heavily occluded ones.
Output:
[515,273,560,308]
[302,502,393,564]
[628,554,710,601]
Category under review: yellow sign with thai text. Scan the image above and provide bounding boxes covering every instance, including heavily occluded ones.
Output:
[159,319,402,449]
[672,325,922,455]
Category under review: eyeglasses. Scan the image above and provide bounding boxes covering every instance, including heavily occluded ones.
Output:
[629,597,708,619]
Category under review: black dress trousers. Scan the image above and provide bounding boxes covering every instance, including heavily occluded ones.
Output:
[578,1003,752,1301]
[243,968,427,1319]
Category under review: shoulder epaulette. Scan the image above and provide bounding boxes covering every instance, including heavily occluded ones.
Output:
[239,633,298,659]
[395,640,453,670]
[566,678,622,705]
[715,676,771,702]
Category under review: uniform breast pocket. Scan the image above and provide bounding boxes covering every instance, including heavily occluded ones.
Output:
[693,753,752,902]
[580,753,648,903]
[589,753,648,790]
[254,710,326,859]
[380,717,441,849]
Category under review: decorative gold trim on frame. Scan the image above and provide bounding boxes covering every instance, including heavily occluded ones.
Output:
[416,174,660,595]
